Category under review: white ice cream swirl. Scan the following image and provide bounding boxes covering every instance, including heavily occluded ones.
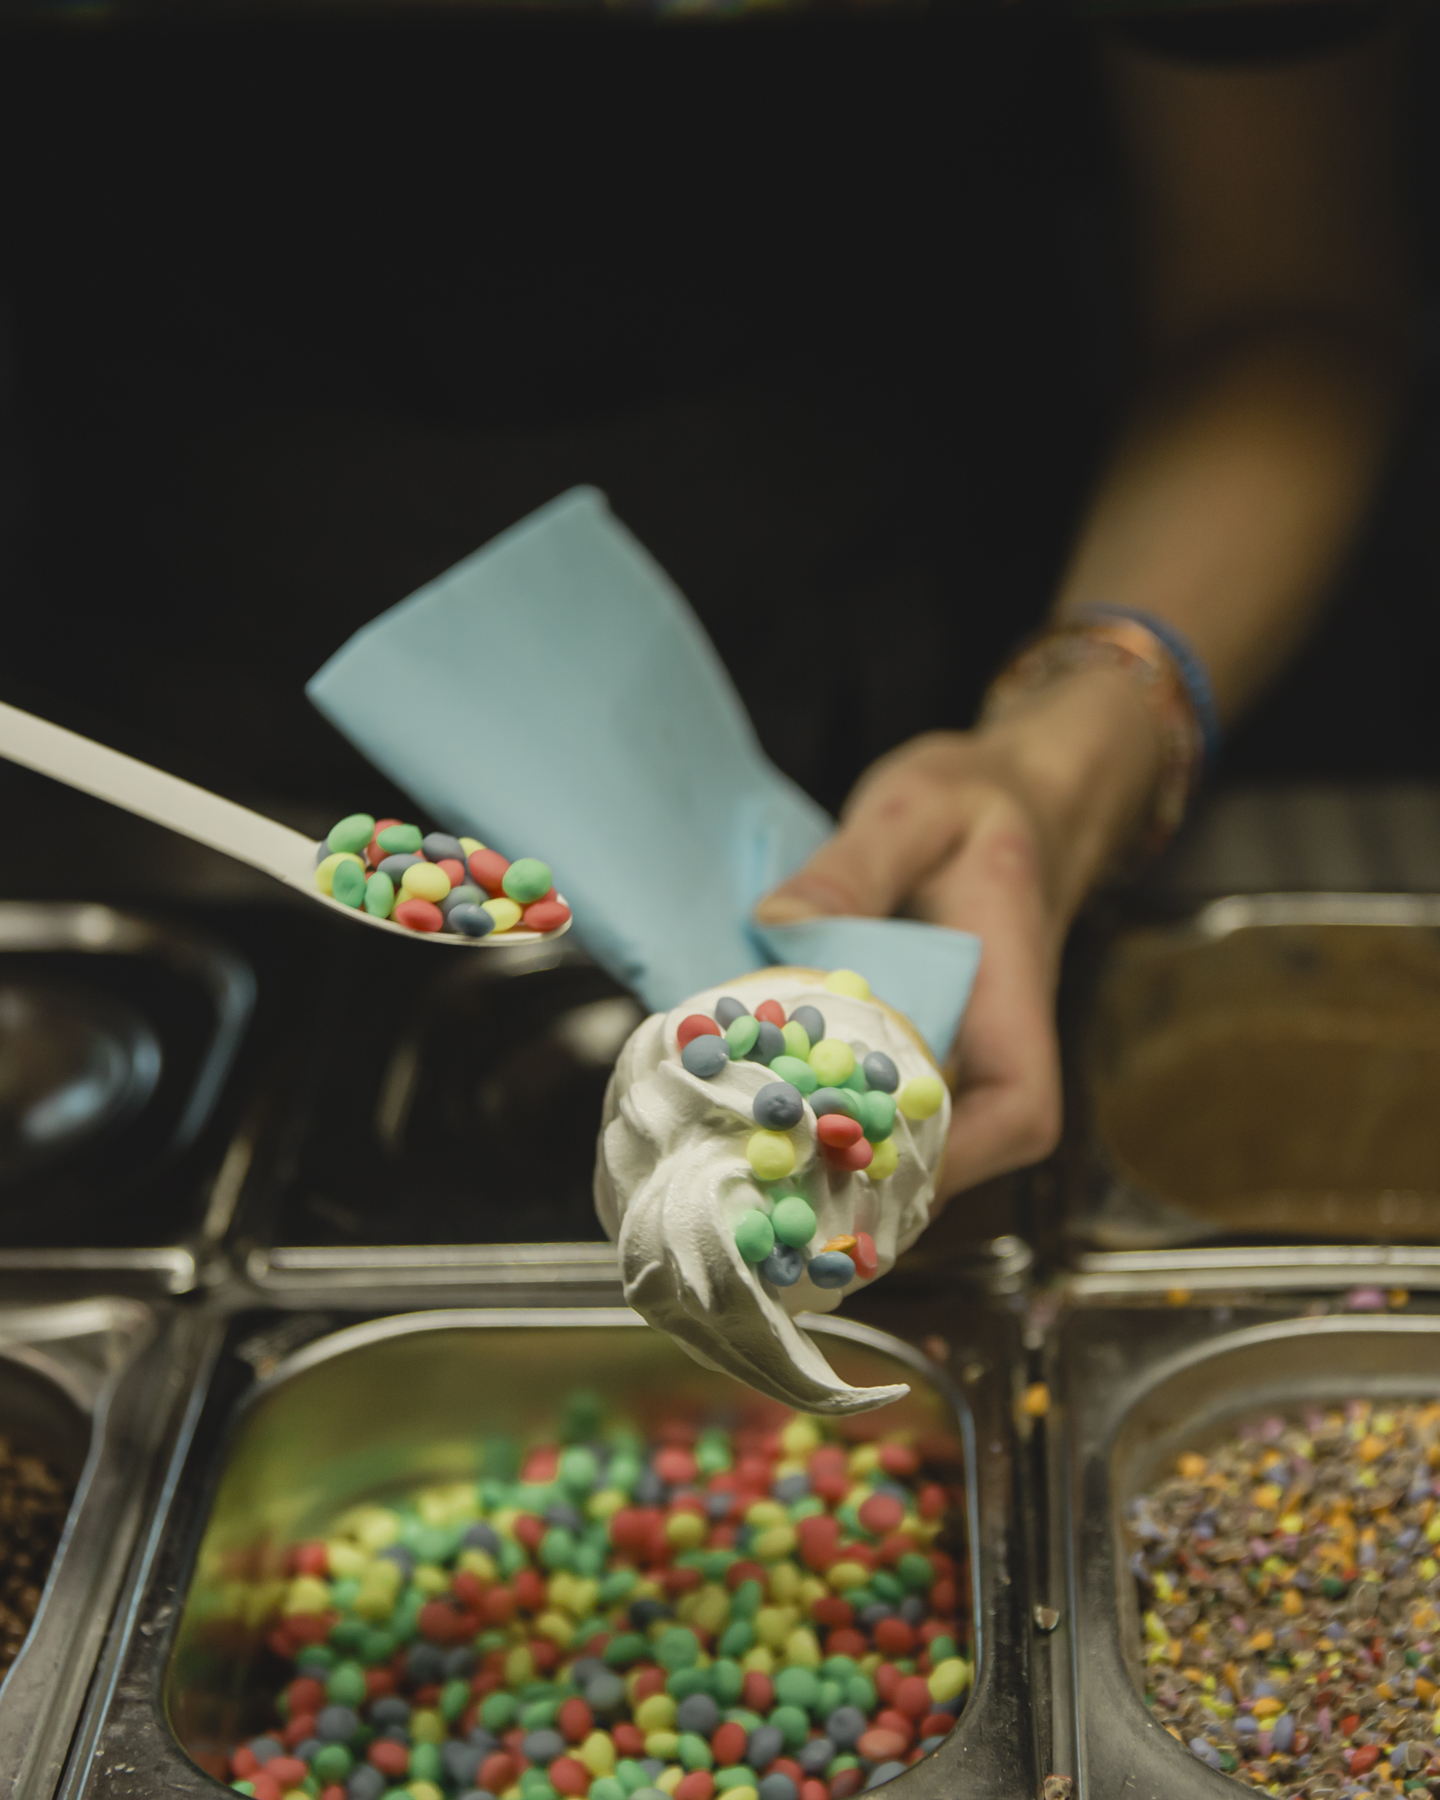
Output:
[594,969,950,1414]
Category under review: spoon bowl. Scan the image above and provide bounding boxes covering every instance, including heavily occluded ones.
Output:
[0,700,571,948]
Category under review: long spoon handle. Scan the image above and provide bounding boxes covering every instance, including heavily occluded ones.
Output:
[0,699,317,888]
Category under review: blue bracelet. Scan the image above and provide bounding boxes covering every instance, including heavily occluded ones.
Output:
[1074,604,1222,767]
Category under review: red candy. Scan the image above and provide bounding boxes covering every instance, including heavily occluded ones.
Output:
[232,1749,259,1778]
[677,1015,722,1049]
[524,900,572,932]
[754,1000,786,1027]
[879,1443,920,1478]
[797,1514,841,1570]
[829,1771,866,1800]
[713,1721,749,1766]
[612,1724,645,1756]
[633,1667,668,1702]
[251,1777,282,1800]
[365,819,404,867]
[558,1697,594,1743]
[655,1446,698,1484]
[857,1729,909,1763]
[285,1674,325,1715]
[481,1753,519,1792]
[851,1232,879,1280]
[292,1543,328,1577]
[394,898,444,933]
[436,858,466,887]
[283,1714,317,1749]
[877,1706,916,1740]
[266,1759,308,1787]
[921,1712,955,1739]
[826,1139,874,1172]
[918,1483,947,1521]
[513,1514,546,1551]
[676,1777,716,1800]
[369,1740,410,1777]
[801,1783,828,1800]
[811,1595,853,1628]
[551,1757,591,1795]
[468,848,511,894]
[482,1585,516,1625]
[858,1493,904,1536]
[826,1628,868,1659]
[874,1618,917,1657]
[816,1115,863,1149]
[742,1671,774,1713]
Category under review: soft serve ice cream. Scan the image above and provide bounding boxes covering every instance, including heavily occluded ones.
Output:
[594,968,950,1413]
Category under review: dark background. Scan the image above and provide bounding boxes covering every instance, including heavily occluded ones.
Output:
[0,0,1437,831]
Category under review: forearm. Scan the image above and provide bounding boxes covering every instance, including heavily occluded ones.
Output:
[1053,322,1407,721]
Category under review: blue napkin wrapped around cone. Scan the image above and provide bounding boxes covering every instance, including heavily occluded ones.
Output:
[307,486,980,1059]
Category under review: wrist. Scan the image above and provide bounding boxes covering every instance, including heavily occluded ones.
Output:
[977,663,1169,915]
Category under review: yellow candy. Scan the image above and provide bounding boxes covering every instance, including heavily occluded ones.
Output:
[691,1584,731,1634]
[413,1563,450,1595]
[752,1524,797,1561]
[784,1626,822,1669]
[827,1560,870,1591]
[410,1709,445,1744]
[746,1500,788,1529]
[325,1541,368,1578]
[899,1075,946,1121]
[724,1787,759,1800]
[458,1548,497,1581]
[635,1693,677,1732]
[848,1444,881,1476]
[928,1657,972,1704]
[756,1604,798,1648]
[808,1040,856,1086]
[867,1136,899,1181]
[656,1770,684,1797]
[768,1562,801,1604]
[282,1575,331,1616]
[781,1022,811,1059]
[665,1511,707,1550]
[314,851,364,896]
[824,969,870,999]
[505,1644,535,1686]
[747,1131,795,1181]
[401,861,451,903]
[536,1610,575,1646]
[780,1418,821,1456]
[484,897,523,933]
[587,1487,627,1520]
[742,1645,775,1673]
[459,837,483,855]
[579,1732,617,1777]
[645,1732,680,1761]
[409,1786,444,1800]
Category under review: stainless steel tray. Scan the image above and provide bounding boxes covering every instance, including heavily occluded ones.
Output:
[1047,1298,1440,1798]
[1067,894,1440,1253]
[61,1287,1041,1800]
[0,1296,203,1800]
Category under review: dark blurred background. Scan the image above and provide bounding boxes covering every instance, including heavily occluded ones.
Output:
[0,0,1437,831]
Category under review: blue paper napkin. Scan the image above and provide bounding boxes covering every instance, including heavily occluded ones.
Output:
[307,487,980,1060]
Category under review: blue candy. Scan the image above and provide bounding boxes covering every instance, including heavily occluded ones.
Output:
[753,1082,804,1128]
[682,1036,730,1079]
[441,883,486,918]
[377,852,422,885]
[798,1738,836,1775]
[810,1087,860,1119]
[862,1051,900,1094]
[448,904,496,938]
[760,1244,805,1287]
[789,1005,825,1043]
[865,1764,907,1791]
[422,833,466,863]
[808,1251,856,1289]
[715,997,751,1028]
[748,1727,785,1772]
[760,1778,798,1800]
[748,1020,786,1064]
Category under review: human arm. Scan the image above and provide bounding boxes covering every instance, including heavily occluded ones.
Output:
[755,22,1413,1202]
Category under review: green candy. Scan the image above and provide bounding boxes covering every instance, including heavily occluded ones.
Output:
[780,1022,811,1060]
[769,1054,817,1096]
[482,1434,522,1481]
[657,1626,701,1670]
[928,1634,957,1663]
[331,859,366,908]
[604,1632,650,1668]
[846,1674,877,1713]
[410,1743,442,1783]
[696,1433,732,1476]
[858,1090,897,1142]
[730,1579,763,1618]
[809,1087,860,1121]
[325,1661,367,1707]
[769,1703,811,1749]
[898,1551,936,1592]
[817,1678,844,1717]
[711,1659,745,1705]
[572,1542,605,1577]
[826,1755,861,1779]
[591,1783,628,1800]
[789,1497,825,1522]
[364,871,395,918]
[870,1571,903,1602]
[668,1667,712,1699]
[481,1691,519,1730]
[773,1668,820,1711]
[839,1062,870,1094]
[734,1210,776,1264]
[377,823,422,854]
[540,1527,576,1570]
[724,1709,762,1733]
[313,1745,353,1784]
[521,1698,559,1730]
[718,1620,755,1658]
[296,1644,337,1669]
[725,1017,761,1059]
[679,1734,715,1771]
[771,1196,817,1249]
[326,813,375,856]
[331,1577,362,1610]
[503,858,554,904]
[440,1677,470,1721]
[821,1654,857,1680]
[616,1762,651,1794]
[559,1446,600,1492]
[715,1769,760,1792]
[599,1567,638,1604]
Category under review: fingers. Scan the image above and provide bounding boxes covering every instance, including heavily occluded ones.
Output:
[754,742,972,924]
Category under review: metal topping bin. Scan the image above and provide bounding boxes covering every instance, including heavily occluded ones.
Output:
[59,1289,1041,1800]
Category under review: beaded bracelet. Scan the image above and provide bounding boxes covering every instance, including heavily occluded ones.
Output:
[977,609,1215,867]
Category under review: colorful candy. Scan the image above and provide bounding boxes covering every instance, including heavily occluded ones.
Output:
[223,1402,969,1800]
[315,815,571,940]
[1135,1400,1440,1796]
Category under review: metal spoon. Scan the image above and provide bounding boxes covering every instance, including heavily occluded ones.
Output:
[0,699,571,947]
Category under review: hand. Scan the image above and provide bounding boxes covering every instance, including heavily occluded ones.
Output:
[753,665,1166,1202]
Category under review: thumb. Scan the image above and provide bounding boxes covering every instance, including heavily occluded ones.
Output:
[753,778,966,925]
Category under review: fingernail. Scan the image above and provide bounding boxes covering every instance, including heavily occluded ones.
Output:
[753,891,824,925]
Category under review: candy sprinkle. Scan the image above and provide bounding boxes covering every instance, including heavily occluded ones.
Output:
[1133,1399,1440,1796]
[315,816,571,939]
[221,1400,971,1800]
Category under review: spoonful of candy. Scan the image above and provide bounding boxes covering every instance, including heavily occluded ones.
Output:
[0,698,572,947]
